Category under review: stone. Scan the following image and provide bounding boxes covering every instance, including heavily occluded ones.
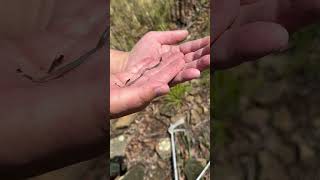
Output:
[171,115,186,124]
[114,114,137,129]
[110,135,131,159]
[265,134,296,164]
[258,54,289,79]
[148,166,168,180]
[242,108,269,128]
[258,151,289,180]
[121,164,145,180]
[273,107,293,132]
[213,162,245,180]
[110,156,127,179]
[299,143,316,164]
[185,95,194,102]
[184,159,205,180]
[253,81,286,105]
[195,95,202,104]
[239,96,250,112]
[291,133,316,164]
[312,117,320,129]
[156,138,171,160]
[191,109,201,125]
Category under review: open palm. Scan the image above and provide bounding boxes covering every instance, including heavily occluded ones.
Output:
[125,30,210,84]
[110,51,185,118]
[0,0,106,86]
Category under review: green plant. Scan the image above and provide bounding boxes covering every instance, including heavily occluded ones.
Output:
[165,83,191,107]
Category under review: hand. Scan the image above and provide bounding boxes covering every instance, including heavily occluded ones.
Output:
[0,0,108,177]
[0,0,106,85]
[124,30,210,84]
[212,0,320,70]
[110,51,185,118]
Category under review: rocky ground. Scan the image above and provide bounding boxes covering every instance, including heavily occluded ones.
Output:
[213,41,320,180]
[110,77,210,180]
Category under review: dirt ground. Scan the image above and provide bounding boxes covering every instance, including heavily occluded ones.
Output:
[111,77,210,180]
[213,41,320,180]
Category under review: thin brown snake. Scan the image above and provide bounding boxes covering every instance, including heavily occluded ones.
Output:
[123,57,162,87]
[18,29,108,83]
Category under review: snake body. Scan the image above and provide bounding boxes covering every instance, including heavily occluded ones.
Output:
[124,57,162,87]
[20,29,108,83]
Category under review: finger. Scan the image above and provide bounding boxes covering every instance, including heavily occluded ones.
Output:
[184,55,210,71]
[110,82,169,118]
[146,30,189,45]
[212,0,239,42]
[184,45,210,63]
[142,52,184,78]
[235,0,276,27]
[170,68,201,85]
[212,21,289,69]
[237,0,319,32]
[179,36,210,54]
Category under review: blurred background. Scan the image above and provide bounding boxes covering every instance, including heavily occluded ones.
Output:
[213,24,320,179]
[110,0,210,179]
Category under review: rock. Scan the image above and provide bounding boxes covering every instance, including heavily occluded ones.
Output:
[110,156,127,179]
[291,133,316,164]
[191,109,201,125]
[121,164,145,180]
[239,96,250,112]
[156,138,171,160]
[299,143,316,164]
[185,95,194,102]
[171,115,186,124]
[148,166,168,180]
[202,105,209,114]
[193,104,203,114]
[110,135,131,159]
[195,95,202,104]
[213,162,245,180]
[312,117,320,129]
[184,159,205,180]
[258,151,289,180]
[242,108,269,128]
[114,114,137,129]
[265,134,296,164]
[160,105,176,117]
[253,81,286,105]
[273,107,294,132]
[239,156,257,180]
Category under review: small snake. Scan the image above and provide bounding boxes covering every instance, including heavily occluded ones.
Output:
[123,57,163,87]
[18,29,108,83]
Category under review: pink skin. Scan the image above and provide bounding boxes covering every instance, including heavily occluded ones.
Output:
[110,51,186,118]
[125,30,210,84]
[212,0,320,70]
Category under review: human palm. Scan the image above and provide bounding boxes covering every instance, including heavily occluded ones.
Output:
[110,51,185,118]
[125,30,210,84]
[0,0,106,85]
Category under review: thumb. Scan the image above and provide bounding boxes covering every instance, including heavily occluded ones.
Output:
[110,83,169,118]
[147,30,189,45]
